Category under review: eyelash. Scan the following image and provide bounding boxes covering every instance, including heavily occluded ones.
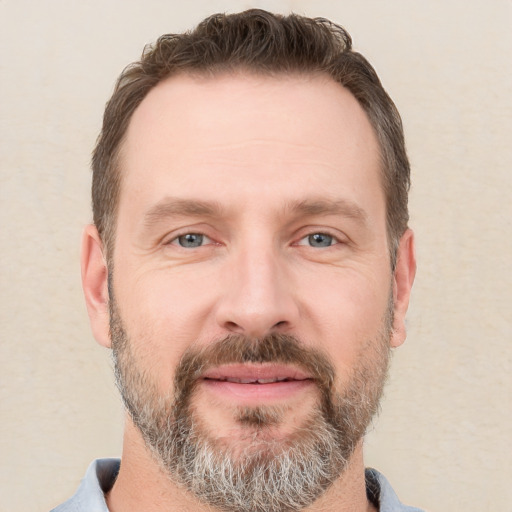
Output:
[166,230,343,249]
[168,232,213,248]
[295,232,341,248]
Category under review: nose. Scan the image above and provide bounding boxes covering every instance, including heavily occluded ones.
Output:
[215,245,299,337]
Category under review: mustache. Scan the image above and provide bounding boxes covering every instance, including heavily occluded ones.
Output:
[173,333,336,400]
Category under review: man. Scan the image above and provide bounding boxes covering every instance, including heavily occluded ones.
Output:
[53,9,421,512]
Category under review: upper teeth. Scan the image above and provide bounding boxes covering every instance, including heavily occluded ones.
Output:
[221,377,290,384]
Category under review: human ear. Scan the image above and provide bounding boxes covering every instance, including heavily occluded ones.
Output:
[81,224,111,348]
[390,228,416,348]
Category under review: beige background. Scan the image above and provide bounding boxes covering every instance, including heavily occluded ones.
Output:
[1,1,511,511]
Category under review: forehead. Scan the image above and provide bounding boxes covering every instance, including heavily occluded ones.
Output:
[118,72,382,221]
[122,71,378,158]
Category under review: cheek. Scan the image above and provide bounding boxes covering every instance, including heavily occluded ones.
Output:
[297,267,391,371]
[114,269,221,389]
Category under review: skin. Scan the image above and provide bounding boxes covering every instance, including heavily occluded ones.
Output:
[81,72,416,511]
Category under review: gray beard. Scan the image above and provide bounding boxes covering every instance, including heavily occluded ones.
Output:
[110,300,391,512]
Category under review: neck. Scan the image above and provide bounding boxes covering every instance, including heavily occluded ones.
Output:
[106,416,375,512]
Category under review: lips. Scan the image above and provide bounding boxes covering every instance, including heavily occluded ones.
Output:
[211,376,295,384]
[199,364,313,403]
[201,364,312,383]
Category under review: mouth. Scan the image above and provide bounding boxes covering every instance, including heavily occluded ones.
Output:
[208,376,298,384]
[199,364,314,403]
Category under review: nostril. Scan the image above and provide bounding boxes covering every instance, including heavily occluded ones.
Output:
[274,321,287,328]
[225,321,242,332]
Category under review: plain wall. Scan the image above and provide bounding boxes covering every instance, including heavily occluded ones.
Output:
[1,1,511,510]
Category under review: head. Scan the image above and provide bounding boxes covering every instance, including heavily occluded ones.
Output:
[92,9,410,267]
[82,9,416,512]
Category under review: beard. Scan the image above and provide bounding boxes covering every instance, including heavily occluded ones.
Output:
[110,296,392,512]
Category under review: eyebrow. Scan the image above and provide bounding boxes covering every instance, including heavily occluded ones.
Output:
[142,196,368,228]
[143,197,225,227]
[285,198,368,224]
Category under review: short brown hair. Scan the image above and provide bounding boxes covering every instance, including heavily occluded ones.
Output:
[92,9,410,266]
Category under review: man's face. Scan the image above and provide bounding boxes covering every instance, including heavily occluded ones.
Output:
[96,72,412,510]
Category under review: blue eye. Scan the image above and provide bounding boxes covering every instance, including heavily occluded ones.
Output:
[307,233,334,247]
[296,233,337,247]
[297,233,339,248]
[175,233,206,248]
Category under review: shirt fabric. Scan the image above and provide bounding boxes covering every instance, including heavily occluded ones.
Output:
[51,458,425,512]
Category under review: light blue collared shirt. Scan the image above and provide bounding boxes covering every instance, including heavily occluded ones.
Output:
[51,458,426,511]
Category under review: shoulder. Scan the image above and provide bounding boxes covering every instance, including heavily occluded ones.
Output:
[50,458,120,512]
[365,468,427,512]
